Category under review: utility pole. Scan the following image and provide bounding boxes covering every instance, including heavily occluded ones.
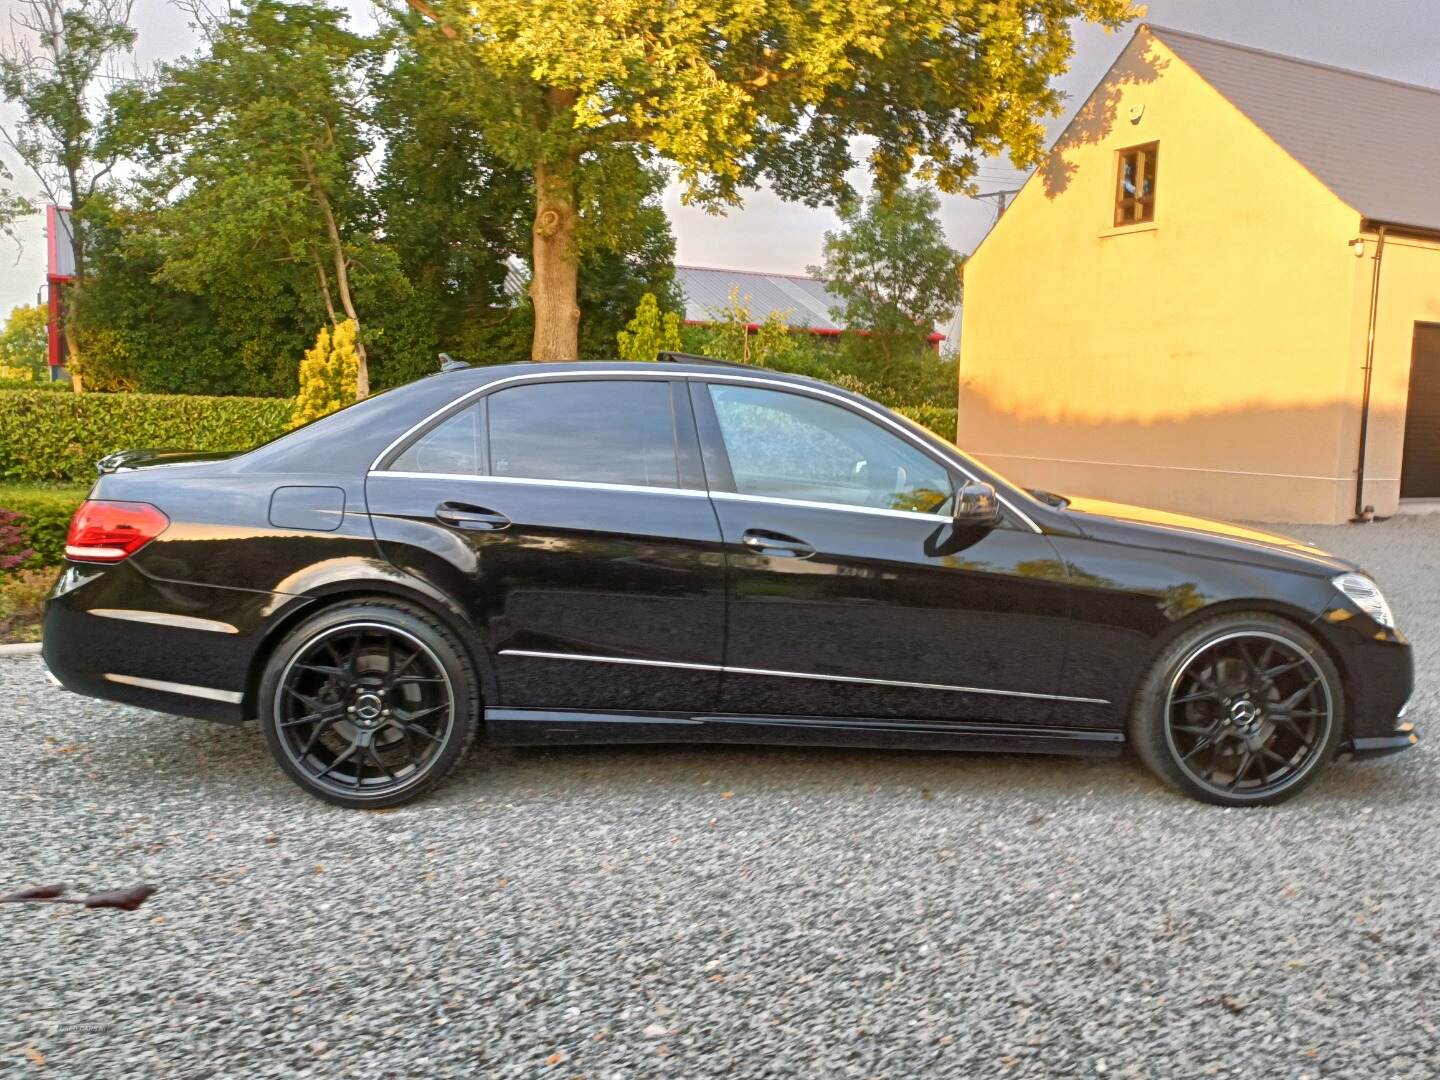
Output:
[976,187,1022,220]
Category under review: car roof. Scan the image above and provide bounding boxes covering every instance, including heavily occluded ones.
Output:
[437,359,838,394]
[239,359,857,477]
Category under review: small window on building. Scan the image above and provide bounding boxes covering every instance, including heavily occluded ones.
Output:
[1114,142,1158,226]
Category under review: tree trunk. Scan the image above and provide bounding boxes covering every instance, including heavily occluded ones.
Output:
[530,153,581,362]
[63,322,83,393]
[302,152,369,398]
[311,250,339,326]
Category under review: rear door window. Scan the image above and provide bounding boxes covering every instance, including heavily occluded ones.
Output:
[486,379,680,488]
[389,404,484,475]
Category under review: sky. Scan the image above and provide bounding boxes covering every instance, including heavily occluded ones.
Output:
[1,0,1439,315]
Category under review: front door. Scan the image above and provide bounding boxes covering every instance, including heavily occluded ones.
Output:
[1401,323,1440,498]
[366,375,726,713]
[692,380,1073,726]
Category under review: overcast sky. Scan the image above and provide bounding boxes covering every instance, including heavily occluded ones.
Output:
[2,0,1438,314]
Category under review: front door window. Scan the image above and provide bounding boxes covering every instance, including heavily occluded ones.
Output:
[706,383,954,514]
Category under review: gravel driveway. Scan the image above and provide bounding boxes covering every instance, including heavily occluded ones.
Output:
[3,517,1438,1078]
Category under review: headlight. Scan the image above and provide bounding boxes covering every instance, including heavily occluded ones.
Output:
[1332,572,1394,628]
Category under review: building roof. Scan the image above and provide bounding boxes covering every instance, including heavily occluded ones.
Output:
[674,264,845,332]
[1148,24,1440,233]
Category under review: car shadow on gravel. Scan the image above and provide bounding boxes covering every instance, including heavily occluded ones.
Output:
[83,705,1427,811]
[439,741,1165,805]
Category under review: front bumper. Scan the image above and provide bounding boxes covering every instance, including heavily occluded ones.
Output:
[1343,718,1419,758]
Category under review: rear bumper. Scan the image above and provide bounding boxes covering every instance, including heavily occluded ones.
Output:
[41,561,302,724]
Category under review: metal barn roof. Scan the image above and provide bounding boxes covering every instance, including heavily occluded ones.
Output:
[674,265,845,331]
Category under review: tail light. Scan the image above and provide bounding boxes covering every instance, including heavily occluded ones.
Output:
[65,500,170,563]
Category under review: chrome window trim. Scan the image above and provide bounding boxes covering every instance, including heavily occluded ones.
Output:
[709,490,954,525]
[367,368,1042,534]
[499,648,1110,705]
[369,370,671,475]
[376,471,710,499]
[103,673,244,704]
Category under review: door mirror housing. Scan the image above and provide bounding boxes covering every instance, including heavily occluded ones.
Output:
[952,481,1002,528]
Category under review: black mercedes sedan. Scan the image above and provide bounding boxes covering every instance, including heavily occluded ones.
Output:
[42,358,1415,808]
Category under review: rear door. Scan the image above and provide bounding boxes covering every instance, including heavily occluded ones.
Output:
[366,374,726,713]
[693,378,1073,726]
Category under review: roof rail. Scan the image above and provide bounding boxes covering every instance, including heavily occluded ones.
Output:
[655,351,749,368]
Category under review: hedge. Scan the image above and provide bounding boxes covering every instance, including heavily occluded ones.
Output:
[0,484,88,567]
[0,378,69,393]
[894,404,958,442]
[0,390,292,483]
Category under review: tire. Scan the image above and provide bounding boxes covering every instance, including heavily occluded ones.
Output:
[1128,612,1344,807]
[258,599,480,809]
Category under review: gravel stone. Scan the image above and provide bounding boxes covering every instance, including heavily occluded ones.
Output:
[2,517,1438,1077]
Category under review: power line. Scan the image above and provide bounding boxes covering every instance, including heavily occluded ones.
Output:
[975,187,1022,217]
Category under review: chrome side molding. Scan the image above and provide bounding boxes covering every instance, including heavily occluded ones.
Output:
[90,609,239,634]
[103,673,244,704]
[498,648,1110,705]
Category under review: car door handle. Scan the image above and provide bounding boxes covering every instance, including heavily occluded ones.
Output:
[742,529,815,558]
[435,502,511,531]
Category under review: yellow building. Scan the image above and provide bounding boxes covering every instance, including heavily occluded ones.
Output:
[959,24,1440,524]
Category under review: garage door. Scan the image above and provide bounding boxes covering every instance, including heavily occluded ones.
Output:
[1401,324,1440,499]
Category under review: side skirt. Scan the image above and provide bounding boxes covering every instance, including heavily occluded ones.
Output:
[483,708,1125,758]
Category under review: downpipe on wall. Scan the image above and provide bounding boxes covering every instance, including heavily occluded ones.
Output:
[1353,224,1388,523]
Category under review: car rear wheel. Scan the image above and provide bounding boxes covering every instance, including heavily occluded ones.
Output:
[1129,613,1344,807]
[259,600,480,808]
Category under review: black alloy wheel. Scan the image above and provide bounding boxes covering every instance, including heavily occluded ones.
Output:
[1130,614,1344,806]
[259,601,479,808]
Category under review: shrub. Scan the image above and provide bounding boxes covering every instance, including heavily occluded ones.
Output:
[0,377,67,392]
[0,508,34,570]
[291,321,359,429]
[0,485,88,567]
[0,391,291,483]
[894,404,958,441]
[616,293,682,362]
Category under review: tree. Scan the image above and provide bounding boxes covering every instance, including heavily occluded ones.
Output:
[810,185,963,354]
[0,304,48,380]
[691,286,802,368]
[0,0,137,387]
[67,193,315,395]
[114,0,381,396]
[0,163,34,248]
[616,293,681,362]
[291,319,358,427]
[406,0,1133,361]
[460,158,681,364]
[369,13,530,364]
[0,0,134,273]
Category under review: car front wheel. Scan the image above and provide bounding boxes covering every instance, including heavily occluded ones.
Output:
[259,599,480,808]
[1129,613,1344,807]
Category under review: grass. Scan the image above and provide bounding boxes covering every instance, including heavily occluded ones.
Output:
[0,481,91,500]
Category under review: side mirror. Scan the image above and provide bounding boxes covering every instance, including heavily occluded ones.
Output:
[952,481,1001,527]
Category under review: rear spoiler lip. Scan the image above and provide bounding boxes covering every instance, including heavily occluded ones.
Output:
[95,448,243,475]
